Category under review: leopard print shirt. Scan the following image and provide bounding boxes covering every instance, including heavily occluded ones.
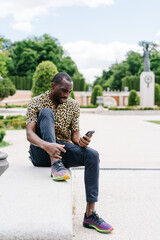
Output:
[26,91,80,143]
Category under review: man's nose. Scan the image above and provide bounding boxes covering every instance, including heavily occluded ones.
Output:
[64,92,69,98]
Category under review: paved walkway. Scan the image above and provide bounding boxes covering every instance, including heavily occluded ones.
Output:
[1,113,160,240]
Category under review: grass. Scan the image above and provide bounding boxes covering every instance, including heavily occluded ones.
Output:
[0,141,10,147]
[148,121,160,125]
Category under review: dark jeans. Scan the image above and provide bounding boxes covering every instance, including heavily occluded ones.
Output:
[30,108,99,202]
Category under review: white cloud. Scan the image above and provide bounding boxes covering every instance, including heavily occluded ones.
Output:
[63,41,142,83]
[156,32,160,37]
[0,0,114,32]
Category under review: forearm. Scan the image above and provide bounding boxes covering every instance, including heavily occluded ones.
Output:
[26,127,48,150]
[71,131,81,145]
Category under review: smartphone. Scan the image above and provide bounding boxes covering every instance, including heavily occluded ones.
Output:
[83,131,95,140]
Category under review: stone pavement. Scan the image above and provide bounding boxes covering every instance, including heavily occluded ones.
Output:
[1,112,160,240]
[74,113,160,240]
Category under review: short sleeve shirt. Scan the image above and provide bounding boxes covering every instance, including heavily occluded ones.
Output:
[26,91,80,143]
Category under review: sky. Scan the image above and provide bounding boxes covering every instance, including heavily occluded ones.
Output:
[0,0,160,83]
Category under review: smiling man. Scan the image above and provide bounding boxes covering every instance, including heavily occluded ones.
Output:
[26,72,113,233]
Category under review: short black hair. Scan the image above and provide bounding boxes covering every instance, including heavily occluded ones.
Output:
[52,72,72,84]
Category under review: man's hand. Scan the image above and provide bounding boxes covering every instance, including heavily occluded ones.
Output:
[44,142,66,159]
[78,135,91,148]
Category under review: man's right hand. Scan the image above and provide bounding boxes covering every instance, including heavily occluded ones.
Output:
[43,142,66,160]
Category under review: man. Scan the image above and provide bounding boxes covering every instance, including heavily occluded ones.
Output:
[26,72,113,233]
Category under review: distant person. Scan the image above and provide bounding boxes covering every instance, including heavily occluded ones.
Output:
[26,72,113,233]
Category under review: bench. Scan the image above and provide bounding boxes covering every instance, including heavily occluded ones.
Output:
[0,155,72,240]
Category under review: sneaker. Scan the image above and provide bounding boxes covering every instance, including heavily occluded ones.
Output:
[51,160,70,181]
[83,211,114,233]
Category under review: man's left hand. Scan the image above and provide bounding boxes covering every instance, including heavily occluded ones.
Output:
[78,135,91,148]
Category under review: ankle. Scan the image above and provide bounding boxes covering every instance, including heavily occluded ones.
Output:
[86,208,94,218]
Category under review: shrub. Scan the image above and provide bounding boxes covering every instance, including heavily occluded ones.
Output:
[0,129,5,142]
[155,83,160,106]
[21,121,26,129]
[70,91,75,99]
[0,120,3,128]
[32,61,58,97]
[91,85,103,105]
[0,78,16,101]
[128,90,139,106]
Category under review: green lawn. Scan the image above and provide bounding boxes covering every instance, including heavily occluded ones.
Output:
[148,121,160,125]
[0,141,10,147]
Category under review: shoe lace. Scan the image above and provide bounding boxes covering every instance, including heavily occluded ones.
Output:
[91,212,104,224]
[53,160,66,171]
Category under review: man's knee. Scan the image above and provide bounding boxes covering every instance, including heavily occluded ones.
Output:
[38,108,54,119]
[85,148,100,166]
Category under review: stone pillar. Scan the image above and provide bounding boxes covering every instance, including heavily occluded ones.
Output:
[82,95,87,106]
[119,96,123,106]
[140,72,155,107]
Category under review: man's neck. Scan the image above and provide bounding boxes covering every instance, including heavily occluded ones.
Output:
[49,92,58,107]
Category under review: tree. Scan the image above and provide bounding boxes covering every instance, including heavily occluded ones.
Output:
[0,36,10,77]
[110,62,131,90]
[32,61,58,97]
[151,50,160,76]
[5,34,86,90]
[0,78,16,101]
[128,90,139,106]
[126,51,142,76]
[91,85,103,105]
[58,56,86,91]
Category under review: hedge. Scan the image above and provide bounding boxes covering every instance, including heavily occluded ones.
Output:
[0,129,5,142]
[9,76,33,90]
[0,115,26,129]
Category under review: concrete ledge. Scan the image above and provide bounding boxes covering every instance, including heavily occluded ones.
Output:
[0,159,9,176]
[0,160,72,240]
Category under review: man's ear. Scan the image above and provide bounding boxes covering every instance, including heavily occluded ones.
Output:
[51,82,55,90]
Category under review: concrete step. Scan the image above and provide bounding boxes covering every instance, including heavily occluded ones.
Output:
[0,152,9,176]
[0,158,72,240]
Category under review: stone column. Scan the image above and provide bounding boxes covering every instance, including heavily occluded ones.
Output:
[140,72,155,107]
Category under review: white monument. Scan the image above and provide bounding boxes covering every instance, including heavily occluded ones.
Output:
[139,41,155,107]
[140,72,155,106]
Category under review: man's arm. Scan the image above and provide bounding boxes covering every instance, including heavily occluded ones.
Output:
[71,131,91,148]
[26,122,66,160]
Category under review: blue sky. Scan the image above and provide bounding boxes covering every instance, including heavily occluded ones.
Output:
[0,0,160,83]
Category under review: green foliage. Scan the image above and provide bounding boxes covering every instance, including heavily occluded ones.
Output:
[0,129,5,142]
[0,104,27,108]
[32,61,58,97]
[155,76,160,85]
[70,91,75,99]
[5,34,86,91]
[110,62,131,90]
[93,51,143,91]
[0,78,16,100]
[9,76,32,90]
[72,72,86,91]
[125,51,142,76]
[122,76,140,91]
[91,85,103,105]
[128,90,139,106]
[80,104,96,108]
[0,37,10,77]
[0,115,26,129]
[151,50,160,75]
[155,83,160,106]
[6,34,62,78]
